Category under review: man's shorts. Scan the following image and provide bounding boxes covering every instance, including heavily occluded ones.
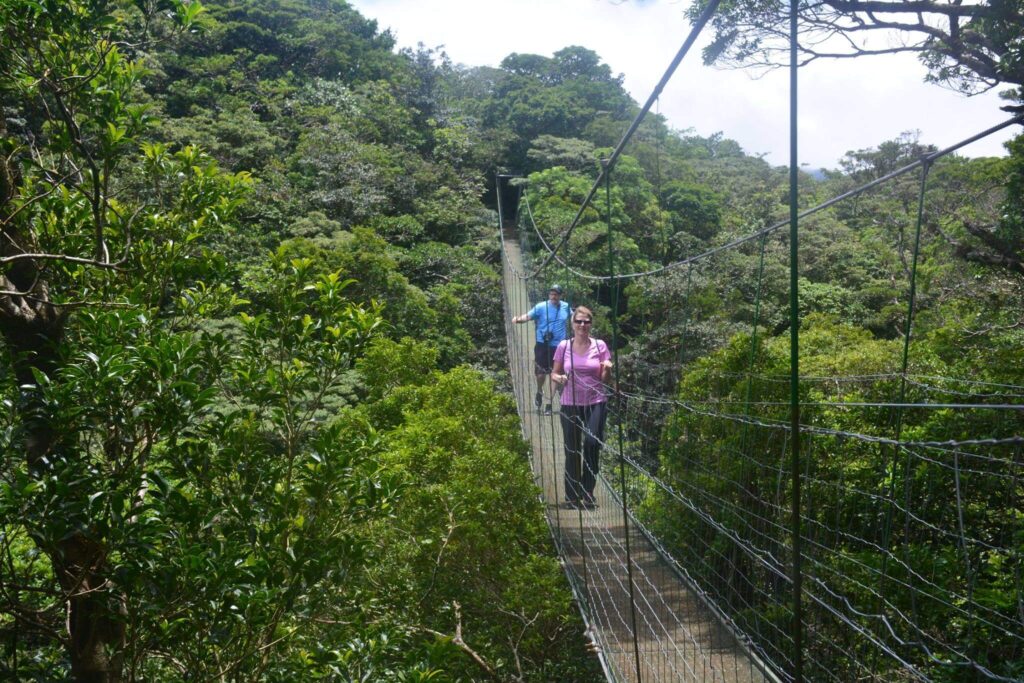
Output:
[534,343,557,374]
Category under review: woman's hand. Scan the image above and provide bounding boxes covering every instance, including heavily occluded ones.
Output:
[552,373,568,386]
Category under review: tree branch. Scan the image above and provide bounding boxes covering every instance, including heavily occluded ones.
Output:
[799,45,926,60]
[827,0,998,19]
[423,602,504,681]
[959,220,1024,275]
[416,500,460,608]
[0,251,126,269]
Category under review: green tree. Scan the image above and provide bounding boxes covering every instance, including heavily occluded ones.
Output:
[838,131,937,182]
[0,2,248,677]
[646,315,1023,680]
[524,163,649,281]
[661,179,723,243]
[354,340,602,682]
[116,260,390,679]
[485,47,635,170]
[942,132,1024,276]
[527,135,597,172]
[270,229,474,369]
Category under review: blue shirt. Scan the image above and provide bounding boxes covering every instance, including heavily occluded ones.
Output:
[529,300,571,346]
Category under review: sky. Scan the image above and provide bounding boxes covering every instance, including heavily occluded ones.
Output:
[350,0,1020,170]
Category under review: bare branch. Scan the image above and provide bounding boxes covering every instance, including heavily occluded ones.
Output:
[827,0,998,19]
[423,602,505,681]
[800,45,926,60]
[416,499,460,607]
[496,606,540,682]
[702,0,1022,94]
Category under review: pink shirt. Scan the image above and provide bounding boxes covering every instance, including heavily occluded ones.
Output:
[554,338,611,406]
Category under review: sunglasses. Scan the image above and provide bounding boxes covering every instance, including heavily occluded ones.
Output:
[573,319,592,325]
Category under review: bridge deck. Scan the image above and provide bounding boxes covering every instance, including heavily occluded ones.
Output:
[502,230,775,683]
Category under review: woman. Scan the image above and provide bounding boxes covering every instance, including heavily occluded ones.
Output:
[551,306,613,509]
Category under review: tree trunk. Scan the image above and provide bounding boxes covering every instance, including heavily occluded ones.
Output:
[0,286,124,682]
[58,536,125,683]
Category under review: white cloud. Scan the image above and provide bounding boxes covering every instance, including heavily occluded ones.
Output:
[352,0,1019,168]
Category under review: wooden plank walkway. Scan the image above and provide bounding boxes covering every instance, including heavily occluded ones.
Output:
[501,228,778,683]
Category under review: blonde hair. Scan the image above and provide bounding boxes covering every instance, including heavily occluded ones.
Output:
[573,306,593,321]
[572,306,594,335]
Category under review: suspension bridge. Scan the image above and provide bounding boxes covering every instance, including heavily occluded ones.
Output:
[494,3,1024,681]
[502,227,777,683]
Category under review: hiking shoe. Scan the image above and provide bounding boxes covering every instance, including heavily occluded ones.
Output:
[543,404,552,416]
[534,392,543,410]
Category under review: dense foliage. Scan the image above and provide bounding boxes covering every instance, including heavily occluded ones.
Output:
[1,0,1021,680]
[0,1,599,680]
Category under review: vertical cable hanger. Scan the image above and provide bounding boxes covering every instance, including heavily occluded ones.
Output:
[606,159,644,682]
[787,0,804,677]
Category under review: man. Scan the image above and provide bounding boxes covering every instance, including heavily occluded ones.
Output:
[513,284,571,415]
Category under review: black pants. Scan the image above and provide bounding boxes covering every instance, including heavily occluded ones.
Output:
[559,402,608,504]
[534,342,556,374]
